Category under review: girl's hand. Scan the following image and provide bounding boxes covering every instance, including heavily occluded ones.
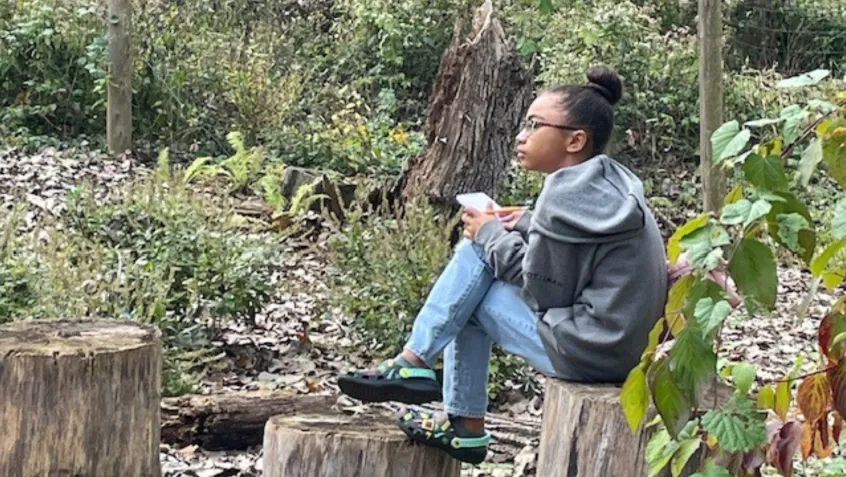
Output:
[495,208,527,230]
[462,204,497,240]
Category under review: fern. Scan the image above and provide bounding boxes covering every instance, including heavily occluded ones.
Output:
[156,148,171,181]
[183,157,217,184]
[289,179,328,215]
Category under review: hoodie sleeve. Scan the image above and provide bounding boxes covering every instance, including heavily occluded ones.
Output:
[473,219,526,286]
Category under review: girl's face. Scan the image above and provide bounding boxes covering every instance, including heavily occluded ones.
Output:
[515,93,590,173]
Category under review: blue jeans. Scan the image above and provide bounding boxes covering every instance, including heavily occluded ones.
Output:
[405,239,557,418]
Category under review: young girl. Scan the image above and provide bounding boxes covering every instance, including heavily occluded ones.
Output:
[339,65,668,465]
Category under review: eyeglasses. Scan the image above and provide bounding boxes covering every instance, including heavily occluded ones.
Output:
[520,117,582,134]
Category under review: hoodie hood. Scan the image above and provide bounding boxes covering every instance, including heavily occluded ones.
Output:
[532,155,646,244]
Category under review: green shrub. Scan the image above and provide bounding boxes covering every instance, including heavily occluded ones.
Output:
[328,199,457,351]
[0,1,107,143]
[0,173,283,395]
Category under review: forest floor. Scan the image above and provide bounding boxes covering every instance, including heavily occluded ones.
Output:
[1,147,840,477]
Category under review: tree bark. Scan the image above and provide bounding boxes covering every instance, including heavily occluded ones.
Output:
[108,0,133,154]
[698,0,725,213]
[263,411,461,477]
[398,0,533,208]
[0,319,161,477]
[537,379,731,477]
[161,391,335,450]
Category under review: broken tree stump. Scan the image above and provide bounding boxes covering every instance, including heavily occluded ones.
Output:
[0,319,161,477]
[398,0,533,207]
[161,391,335,450]
[538,379,730,477]
[264,412,461,477]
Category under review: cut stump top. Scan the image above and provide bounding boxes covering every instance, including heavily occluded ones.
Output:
[0,319,160,356]
[267,412,408,442]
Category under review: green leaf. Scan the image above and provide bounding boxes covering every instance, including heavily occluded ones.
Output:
[694,298,731,339]
[666,275,695,336]
[621,365,650,434]
[776,213,811,254]
[780,105,808,145]
[729,238,778,309]
[539,0,554,14]
[758,384,775,410]
[680,224,729,272]
[834,198,846,239]
[669,328,717,403]
[823,123,846,188]
[684,280,730,321]
[744,155,788,191]
[720,199,771,229]
[809,99,840,113]
[712,121,751,163]
[812,239,846,277]
[775,380,792,421]
[776,69,831,88]
[646,429,679,477]
[648,357,693,439]
[668,214,710,265]
[723,185,743,206]
[671,438,701,477]
[767,191,817,264]
[691,460,732,477]
[732,363,756,395]
[798,138,823,188]
[701,403,767,452]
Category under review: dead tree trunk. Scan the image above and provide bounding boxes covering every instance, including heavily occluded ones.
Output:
[264,412,461,477]
[399,0,533,207]
[0,319,161,477]
[161,391,335,450]
[538,380,730,477]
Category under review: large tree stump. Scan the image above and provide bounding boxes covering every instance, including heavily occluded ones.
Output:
[0,319,162,477]
[398,0,533,207]
[264,412,461,477]
[538,379,730,477]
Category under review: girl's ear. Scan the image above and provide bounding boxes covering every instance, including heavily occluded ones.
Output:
[565,130,589,154]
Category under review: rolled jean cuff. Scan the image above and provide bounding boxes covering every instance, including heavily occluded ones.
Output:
[444,405,487,419]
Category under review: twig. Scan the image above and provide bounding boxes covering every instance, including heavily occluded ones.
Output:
[781,98,846,158]
[767,365,835,384]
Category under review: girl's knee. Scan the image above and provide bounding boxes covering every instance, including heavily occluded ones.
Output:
[454,239,484,260]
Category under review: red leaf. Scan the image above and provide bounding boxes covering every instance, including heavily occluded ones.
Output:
[819,305,846,363]
[767,421,803,477]
[814,416,836,459]
[797,374,832,423]
[827,360,846,418]
[801,421,813,461]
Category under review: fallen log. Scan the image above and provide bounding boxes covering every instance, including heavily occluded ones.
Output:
[161,391,335,450]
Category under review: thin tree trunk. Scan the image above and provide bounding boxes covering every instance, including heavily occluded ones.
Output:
[699,0,725,213]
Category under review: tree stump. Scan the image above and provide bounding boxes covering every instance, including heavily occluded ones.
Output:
[398,0,533,207]
[263,412,461,477]
[538,379,730,477]
[0,319,162,477]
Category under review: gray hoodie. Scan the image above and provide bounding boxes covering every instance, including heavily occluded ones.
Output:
[475,155,667,383]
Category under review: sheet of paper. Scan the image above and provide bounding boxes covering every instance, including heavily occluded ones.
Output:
[456,192,500,211]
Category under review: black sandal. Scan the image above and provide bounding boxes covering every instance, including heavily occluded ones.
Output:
[396,406,490,465]
[338,359,442,404]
